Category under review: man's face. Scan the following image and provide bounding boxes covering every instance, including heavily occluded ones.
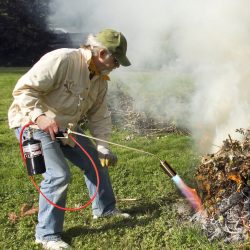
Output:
[96,50,120,75]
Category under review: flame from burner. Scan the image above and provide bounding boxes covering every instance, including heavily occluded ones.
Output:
[172,175,204,213]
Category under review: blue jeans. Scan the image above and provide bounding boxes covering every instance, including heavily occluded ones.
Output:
[15,127,116,241]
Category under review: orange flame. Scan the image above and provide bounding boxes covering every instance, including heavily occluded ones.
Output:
[172,175,204,213]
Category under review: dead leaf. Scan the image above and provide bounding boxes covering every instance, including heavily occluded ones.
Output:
[8,212,19,223]
[20,203,38,217]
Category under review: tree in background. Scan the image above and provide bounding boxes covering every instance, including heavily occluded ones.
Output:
[0,0,56,66]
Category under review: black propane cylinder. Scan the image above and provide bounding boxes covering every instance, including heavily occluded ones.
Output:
[22,132,46,176]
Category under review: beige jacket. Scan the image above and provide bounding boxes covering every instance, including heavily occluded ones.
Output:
[8,48,111,147]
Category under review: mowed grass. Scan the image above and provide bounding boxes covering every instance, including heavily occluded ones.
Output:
[0,68,242,249]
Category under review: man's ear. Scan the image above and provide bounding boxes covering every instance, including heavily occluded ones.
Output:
[99,49,108,60]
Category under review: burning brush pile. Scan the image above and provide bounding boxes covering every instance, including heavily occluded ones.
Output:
[194,129,250,242]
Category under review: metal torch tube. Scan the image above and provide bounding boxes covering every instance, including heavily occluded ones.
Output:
[160,160,177,178]
[68,129,177,178]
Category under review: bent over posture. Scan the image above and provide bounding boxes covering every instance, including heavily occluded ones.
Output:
[8,28,131,250]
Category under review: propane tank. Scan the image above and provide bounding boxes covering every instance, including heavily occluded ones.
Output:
[22,128,46,176]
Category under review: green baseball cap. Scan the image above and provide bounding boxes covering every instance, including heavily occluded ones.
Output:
[96,28,131,66]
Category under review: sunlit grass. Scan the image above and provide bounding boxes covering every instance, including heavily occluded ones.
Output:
[0,68,240,249]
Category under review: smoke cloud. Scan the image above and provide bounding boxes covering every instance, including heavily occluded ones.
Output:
[49,0,250,153]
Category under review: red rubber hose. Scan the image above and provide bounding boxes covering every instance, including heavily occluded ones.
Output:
[19,122,100,211]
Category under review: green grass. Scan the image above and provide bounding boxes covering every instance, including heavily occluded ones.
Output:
[0,68,245,249]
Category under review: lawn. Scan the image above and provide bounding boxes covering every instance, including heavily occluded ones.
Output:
[0,68,243,249]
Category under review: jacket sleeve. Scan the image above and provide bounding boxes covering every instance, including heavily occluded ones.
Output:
[12,51,69,122]
[86,81,112,148]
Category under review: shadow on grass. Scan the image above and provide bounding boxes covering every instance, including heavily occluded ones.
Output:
[63,196,176,243]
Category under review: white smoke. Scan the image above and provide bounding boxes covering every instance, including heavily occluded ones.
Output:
[49,0,250,153]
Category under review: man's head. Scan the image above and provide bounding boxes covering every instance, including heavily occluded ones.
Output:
[84,28,131,75]
[96,29,131,67]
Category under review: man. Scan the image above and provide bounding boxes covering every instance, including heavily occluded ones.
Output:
[8,28,131,250]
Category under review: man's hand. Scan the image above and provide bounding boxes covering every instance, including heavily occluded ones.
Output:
[97,145,118,167]
[35,115,59,140]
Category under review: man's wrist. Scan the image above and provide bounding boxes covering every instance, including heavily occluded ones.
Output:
[35,114,46,123]
[97,145,110,154]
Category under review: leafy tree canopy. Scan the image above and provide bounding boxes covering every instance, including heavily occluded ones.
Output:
[0,0,56,66]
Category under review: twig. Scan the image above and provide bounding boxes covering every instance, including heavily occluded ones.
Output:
[116,198,140,202]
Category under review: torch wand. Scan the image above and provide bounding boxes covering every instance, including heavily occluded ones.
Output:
[68,129,203,212]
[69,129,175,176]
[68,129,160,160]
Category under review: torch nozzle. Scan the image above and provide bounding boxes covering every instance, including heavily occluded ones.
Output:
[160,160,177,178]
